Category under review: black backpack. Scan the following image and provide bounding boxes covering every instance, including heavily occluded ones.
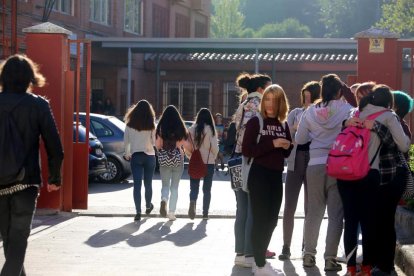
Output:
[0,95,28,185]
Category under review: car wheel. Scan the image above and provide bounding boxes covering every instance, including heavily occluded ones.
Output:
[97,157,123,183]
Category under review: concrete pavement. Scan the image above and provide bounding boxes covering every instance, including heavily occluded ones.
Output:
[0,169,409,275]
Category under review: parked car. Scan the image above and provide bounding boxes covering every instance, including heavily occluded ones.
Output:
[73,123,108,179]
[75,113,131,183]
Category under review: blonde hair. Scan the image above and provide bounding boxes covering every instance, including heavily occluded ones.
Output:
[260,84,289,122]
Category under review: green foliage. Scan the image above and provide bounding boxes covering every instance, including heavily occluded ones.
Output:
[255,18,311,38]
[319,0,383,38]
[376,0,414,38]
[210,0,245,38]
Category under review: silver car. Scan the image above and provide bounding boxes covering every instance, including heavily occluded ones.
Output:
[75,113,131,183]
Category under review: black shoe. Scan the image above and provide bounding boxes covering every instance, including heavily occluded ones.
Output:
[188,201,196,220]
[134,213,141,221]
[202,214,209,220]
[145,203,154,215]
[278,245,291,260]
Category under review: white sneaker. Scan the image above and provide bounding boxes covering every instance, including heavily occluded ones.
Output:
[242,256,254,268]
[167,212,176,221]
[234,255,245,266]
[255,262,285,276]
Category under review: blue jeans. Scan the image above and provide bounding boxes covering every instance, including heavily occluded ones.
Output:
[130,152,155,214]
[189,164,214,216]
[160,164,184,213]
[234,189,253,255]
[0,186,38,276]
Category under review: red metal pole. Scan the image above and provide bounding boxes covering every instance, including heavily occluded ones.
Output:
[11,0,17,54]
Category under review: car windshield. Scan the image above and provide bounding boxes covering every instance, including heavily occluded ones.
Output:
[108,116,126,131]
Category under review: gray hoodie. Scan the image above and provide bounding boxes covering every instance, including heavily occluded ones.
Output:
[296,100,352,165]
[358,104,410,170]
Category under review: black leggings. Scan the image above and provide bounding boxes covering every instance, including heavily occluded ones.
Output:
[248,163,283,267]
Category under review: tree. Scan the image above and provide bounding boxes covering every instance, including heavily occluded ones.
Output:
[242,0,324,37]
[376,0,414,38]
[319,0,384,38]
[210,0,245,38]
[256,18,311,38]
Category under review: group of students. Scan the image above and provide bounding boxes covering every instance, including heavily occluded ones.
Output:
[123,101,219,222]
[121,72,412,276]
[232,72,413,276]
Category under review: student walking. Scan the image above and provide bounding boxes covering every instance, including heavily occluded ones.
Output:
[155,105,188,221]
[124,100,156,222]
[242,84,292,276]
[296,73,355,272]
[279,81,321,260]
[233,73,273,269]
[185,108,219,220]
[0,54,64,276]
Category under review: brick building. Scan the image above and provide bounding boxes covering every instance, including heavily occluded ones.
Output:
[0,0,363,121]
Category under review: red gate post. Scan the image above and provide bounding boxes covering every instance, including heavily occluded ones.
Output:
[23,22,74,211]
[354,27,400,88]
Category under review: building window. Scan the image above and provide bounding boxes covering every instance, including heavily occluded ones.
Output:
[53,0,72,14]
[124,0,142,34]
[152,4,169,37]
[163,81,211,119]
[90,0,109,25]
[175,14,190,37]
[195,20,207,38]
[223,82,240,118]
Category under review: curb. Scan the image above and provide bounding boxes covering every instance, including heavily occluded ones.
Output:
[395,243,414,276]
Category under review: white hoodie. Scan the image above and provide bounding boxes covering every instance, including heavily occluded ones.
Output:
[295,100,353,165]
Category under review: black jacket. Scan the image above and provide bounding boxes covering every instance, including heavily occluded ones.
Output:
[0,92,64,186]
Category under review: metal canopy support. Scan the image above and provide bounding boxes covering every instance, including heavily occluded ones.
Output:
[255,49,259,73]
[127,47,132,109]
[156,54,160,111]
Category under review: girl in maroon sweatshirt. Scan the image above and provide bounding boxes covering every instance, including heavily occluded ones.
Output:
[242,84,292,275]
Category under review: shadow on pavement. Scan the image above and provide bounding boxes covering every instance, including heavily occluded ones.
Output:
[84,219,208,248]
[87,181,132,194]
[85,219,147,247]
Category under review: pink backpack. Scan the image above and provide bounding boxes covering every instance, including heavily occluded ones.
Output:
[326,110,388,181]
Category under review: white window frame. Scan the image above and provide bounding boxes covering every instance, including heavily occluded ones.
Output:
[223,82,240,118]
[163,81,212,119]
[124,0,143,34]
[53,0,73,15]
[90,0,109,25]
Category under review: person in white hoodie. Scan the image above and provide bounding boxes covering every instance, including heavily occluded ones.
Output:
[296,74,354,272]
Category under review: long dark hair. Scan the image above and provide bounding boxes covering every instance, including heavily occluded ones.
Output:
[359,84,393,111]
[124,100,155,131]
[193,108,215,148]
[156,105,188,150]
[236,72,272,94]
[318,74,343,107]
[0,54,45,93]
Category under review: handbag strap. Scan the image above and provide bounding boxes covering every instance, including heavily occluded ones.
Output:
[231,100,249,158]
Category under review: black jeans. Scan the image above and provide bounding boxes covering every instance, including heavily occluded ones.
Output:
[372,167,405,272]
[248,163,283,268]
[337,169,380,267]
[0,186,38,276]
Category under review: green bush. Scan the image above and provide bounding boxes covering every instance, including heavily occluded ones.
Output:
[406,144,414,210]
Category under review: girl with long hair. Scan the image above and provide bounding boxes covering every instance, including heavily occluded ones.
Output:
[279,81,321,260]
[233,73,274,269]
[185,108,219,220]
[242,84,292,276]
[155,105,188,221]
[124,100,156,222]
[296,73,354,272]
[340,85,410,276]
